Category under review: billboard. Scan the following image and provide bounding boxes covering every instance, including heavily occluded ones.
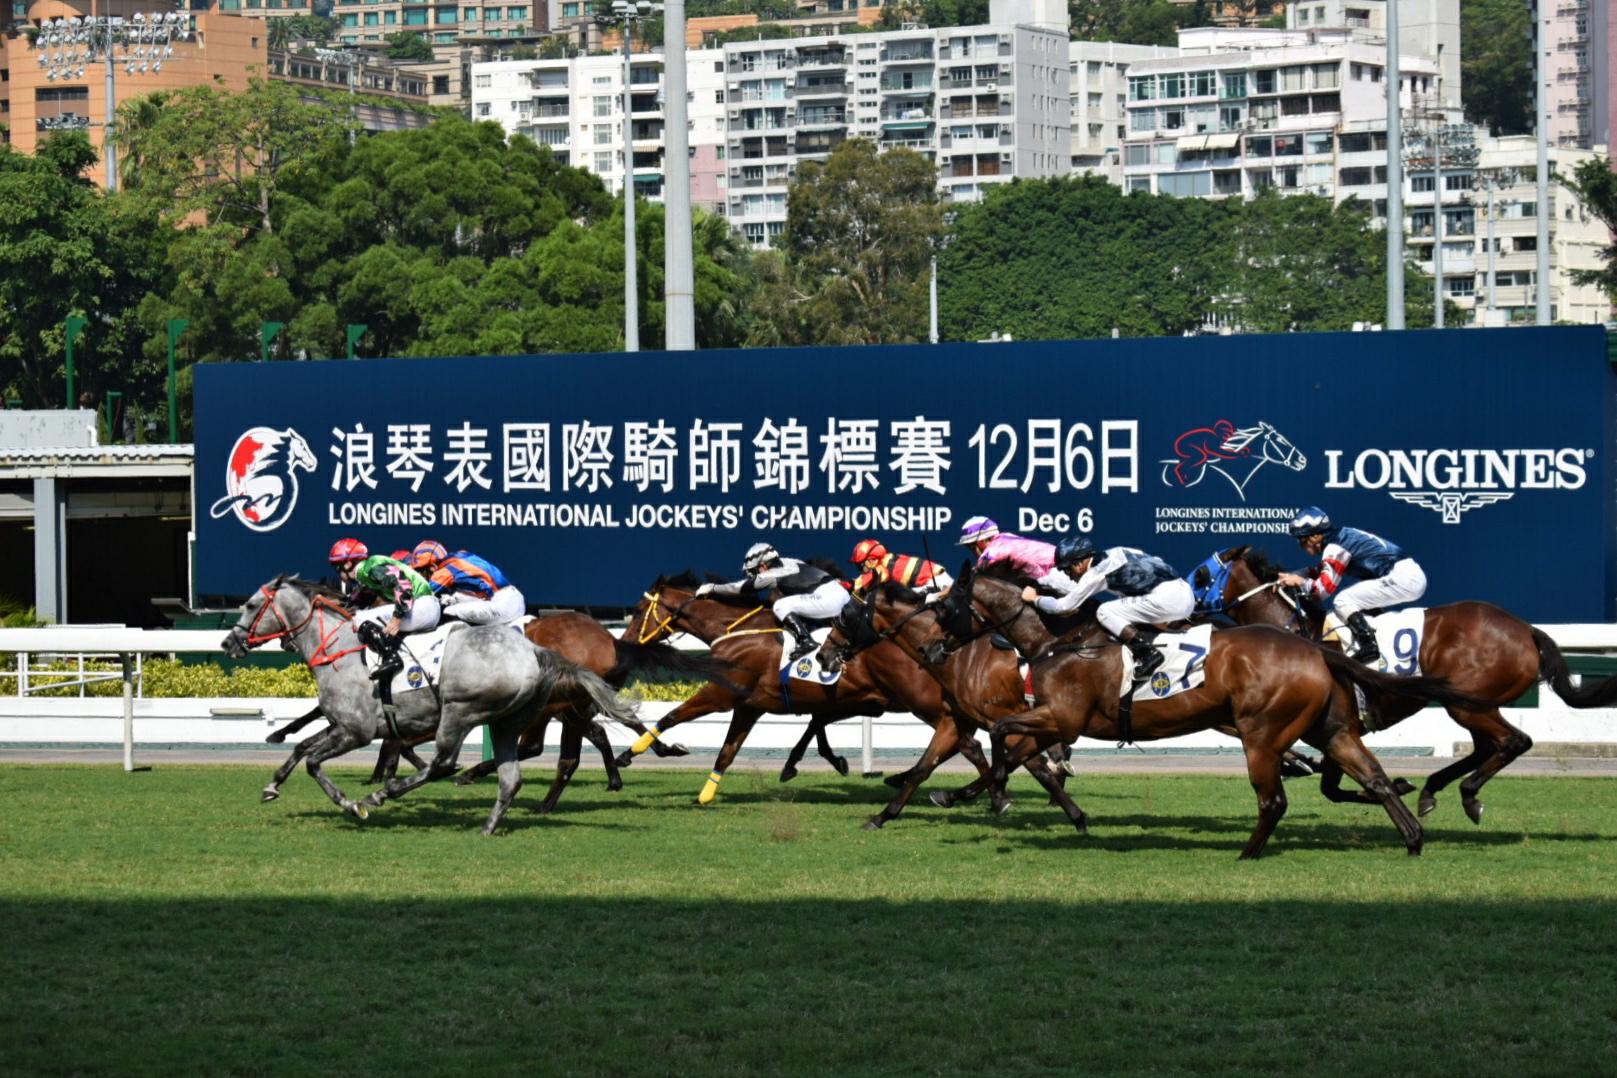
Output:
[194,326,1617,622]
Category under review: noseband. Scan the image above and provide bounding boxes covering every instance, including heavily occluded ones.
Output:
[238,585,363,668]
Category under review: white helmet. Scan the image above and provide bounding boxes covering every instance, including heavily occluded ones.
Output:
[743,542,779,573]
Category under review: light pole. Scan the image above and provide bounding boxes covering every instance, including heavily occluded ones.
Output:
[315,47,360,144]
[1402,111,1477,328]
[662,0,695,351]
[1533,0,1551,324]
[32,12,190,192]
[598,1,662,353]
[1474,167,1519,323]
[1384,0,1404,329]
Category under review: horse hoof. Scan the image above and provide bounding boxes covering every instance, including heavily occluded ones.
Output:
[1417,794,1436,817]
[884,773,907,789]
[1392,778,1416,797]
[1073,815,1089,835]
[1407,841,1424,856]
[363,791,386,809]
[607,777,624,793]
[613,750,634,769]
[260,787,279,803]
[862,817,884,831]
[264,732,286,744]
[344,799,369,821]
[1463,799,1484,825]
[994,798,1014,817]
[928,791,953,809]
[1058,759,1077,777]
[454,771,479,787]
[779,765,798,784]
[831,756,850,778]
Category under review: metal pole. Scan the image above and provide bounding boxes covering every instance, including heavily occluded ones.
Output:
[663,0,696,351]
[1433,118,1444,328]
[929,255,939,343]
[1385,1,1404,329]
[348,58,357,145]
[623,19,639,352]
[1535,0,1551,324]
[104,15,118,192]
[121,653,135,772]
[1486,180,1497,317]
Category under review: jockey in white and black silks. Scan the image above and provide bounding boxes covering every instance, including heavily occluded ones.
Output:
[698,542,850,662]
[1277,506,1426,665]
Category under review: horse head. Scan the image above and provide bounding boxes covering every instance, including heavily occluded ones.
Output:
[222,575,316,658]
[819,588,881,673]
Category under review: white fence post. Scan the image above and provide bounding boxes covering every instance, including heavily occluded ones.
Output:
[121,653,135,772]
[861,715,874,776]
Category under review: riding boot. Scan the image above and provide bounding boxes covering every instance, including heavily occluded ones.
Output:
[371,633,405,682]
[1119,626,1164,680]
[1345,612,1380,664]
[783,615,817,661]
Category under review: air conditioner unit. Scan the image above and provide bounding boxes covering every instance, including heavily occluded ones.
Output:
[1000,151,1013,163]
[983,81,996,91]
[940,154,952,164]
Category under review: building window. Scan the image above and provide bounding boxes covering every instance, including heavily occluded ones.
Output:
[1411,173,1435,192]
[1158,73,1183,98]
[594,151,613,171]
[1220,72,1245,99]
[594,95,612,117]
[1190,70,1215,97]
[1446,277,1475,297]
[1306,131,1331,155]
[595,125,612,144]
[1128,75,1155,101]
[474,73,492,88]
[1252,69,1275,94]
[476,102,491,116]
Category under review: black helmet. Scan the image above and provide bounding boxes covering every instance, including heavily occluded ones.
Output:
[1288,507,1331,539]
[1055,536,1096,569]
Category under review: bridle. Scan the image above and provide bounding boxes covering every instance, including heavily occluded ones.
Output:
[633,587,704,645]
[238,584,365,668]
[1224,577,1312,637]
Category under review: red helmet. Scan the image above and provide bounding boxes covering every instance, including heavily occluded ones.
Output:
[328,538,368,566]
[390,550,412,562]
[850,539,888,564]
[410,539,448,570]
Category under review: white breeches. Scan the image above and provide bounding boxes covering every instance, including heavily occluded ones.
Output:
[1332,559,1427,618]
[354,595,441,634]
[441,586,526,626]
[774,582,851,622]
[1097,579,1196,637]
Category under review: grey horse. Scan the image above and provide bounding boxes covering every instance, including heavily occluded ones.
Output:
[222,576,639,834]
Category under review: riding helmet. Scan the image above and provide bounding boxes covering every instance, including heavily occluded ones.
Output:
[1055,536,1096,569]
[850,538,888,564]
[327,537,368,565]
[958,516,999,545]
[410,539,449,571]
[1288,507,1332,539]
[743,542,779,573]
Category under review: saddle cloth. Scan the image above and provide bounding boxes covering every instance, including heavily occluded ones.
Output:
[1323,608,1425,675]
[362,616,534,697]
[1119,624,1214,704]
[778,625,844,686]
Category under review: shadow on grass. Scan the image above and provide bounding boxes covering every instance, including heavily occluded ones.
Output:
[5,896,1615,1074]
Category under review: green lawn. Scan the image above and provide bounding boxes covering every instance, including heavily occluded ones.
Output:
[3,765,1616,1075]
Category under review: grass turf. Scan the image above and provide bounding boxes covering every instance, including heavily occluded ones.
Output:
[3,764,1616,1076]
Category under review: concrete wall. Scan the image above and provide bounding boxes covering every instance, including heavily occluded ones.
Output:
[0,411,98,449]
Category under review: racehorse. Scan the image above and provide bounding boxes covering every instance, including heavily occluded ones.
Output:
[1212,545,1617,822]
[261,611,706,800]
[827,563,1486,857]
[618,572,1068,825]
[224,576,638,833]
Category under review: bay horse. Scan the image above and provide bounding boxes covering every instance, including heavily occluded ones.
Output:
[1211,545,1617,822]
[828,563,1486,857]
[618,571,1066,826]
[224,576,638,833]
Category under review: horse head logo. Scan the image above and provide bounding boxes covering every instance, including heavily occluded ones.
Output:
[209,426,317,533]
[1160,419,1306,503]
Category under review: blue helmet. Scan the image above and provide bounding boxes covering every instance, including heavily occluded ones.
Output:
[1289,507,1332,539]
[1055,536,1096,569]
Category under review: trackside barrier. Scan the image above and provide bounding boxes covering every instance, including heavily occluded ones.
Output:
[2,625,1616,770]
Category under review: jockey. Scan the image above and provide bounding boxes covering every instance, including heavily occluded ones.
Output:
[327,537,369,599]
[408,539,527,627]
[1277,507,1426,665]
[335,548,441,681]
[956,516,1068,591]
[848,538,952,601]
[697,542,849,662]
[1024,536,1193,679]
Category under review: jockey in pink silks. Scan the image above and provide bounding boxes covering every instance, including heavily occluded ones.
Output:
[956,516,1069,591]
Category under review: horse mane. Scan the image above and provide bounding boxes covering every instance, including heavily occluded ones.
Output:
[878,579,923,605]
[806,557,846,581]
[657,569,706,590]
[1239,548,1284,583]
[278,575,352,605]
[975,560,1028,584]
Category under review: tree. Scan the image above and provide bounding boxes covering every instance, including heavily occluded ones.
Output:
[1461,0,1531,135]
[1068,0,1219,43]
[1565,156,1617,300]
[749,139,941,346]
[384,32,434,62]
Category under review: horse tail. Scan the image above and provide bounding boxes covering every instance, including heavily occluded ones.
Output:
[1316,647,1491,713]
[607,638,742,694]
[1532,628,1617,708]
[530,642,641,727]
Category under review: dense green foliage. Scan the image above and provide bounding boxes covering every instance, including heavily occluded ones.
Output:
[1460,0,1531,135]
[938,177,1446,339]
[266,14,339,50]
[4,767,1617,1073]
[1567,156,1617,300]
[383,30,434,61]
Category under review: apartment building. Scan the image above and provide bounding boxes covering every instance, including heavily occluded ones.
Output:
[1284,0,1459,107]
[470,48,728,210]
[315,0,544,47]
[1069,41,1178,181]
[1532,0,1605,148]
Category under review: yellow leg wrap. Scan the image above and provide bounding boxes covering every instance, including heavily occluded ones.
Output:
[698,769,724,805]
[629,724,660,756]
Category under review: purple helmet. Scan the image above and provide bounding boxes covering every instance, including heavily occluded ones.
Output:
[957,516,1000,546]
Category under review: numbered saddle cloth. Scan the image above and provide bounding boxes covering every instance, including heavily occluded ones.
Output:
[778,625,844,686]
[363,617,533,697]
[1124,624,1213,704]
[1366,608,1426,675]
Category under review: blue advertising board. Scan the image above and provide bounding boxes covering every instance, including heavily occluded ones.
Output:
[194,326,1617,622]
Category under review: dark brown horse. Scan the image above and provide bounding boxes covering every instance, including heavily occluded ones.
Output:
[1213,545,1617,822]
[618,572,1066,826]
[827,564,1486,857]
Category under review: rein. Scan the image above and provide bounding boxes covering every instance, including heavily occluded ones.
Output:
[714,605,783,644]
[244,586,365,668]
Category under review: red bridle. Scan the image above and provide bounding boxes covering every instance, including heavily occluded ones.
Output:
[242,585,366,668]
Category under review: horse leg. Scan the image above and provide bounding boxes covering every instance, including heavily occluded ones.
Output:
[617,682,736,767]
[696,706,764,805]
[303,726,375,820]
[365,710,474,809]
[265,704,323,744]
[534,720,585,814]
[866,718,965,830]
[1237,744,1288,860]
[950,732,1014,815]
[618,715,691,759]
[1315,757,1381,805]
[989,714,1087,833]
[262,727,330,802]
[1417,735,1498,818]
[481,714,527,836]
[814,719,850,777]
[401,744,430,772]
[780,719,821,783]
[456,718,552,787]
[365,739,403,785]
[1045,741,1075,778]
[582,717,624,792]
[1453,711,1533,826]
[1320,728,1423,856]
